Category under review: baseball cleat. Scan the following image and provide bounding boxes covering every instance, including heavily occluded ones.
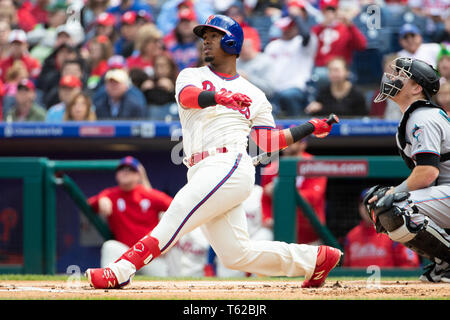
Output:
[419,262,449,283]
[301,245,343,288]
[85,267,127,289]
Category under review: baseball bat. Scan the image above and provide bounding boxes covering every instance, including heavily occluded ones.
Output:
[252,113,339,166]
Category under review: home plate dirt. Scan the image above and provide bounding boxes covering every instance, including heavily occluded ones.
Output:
[0,280,448,299]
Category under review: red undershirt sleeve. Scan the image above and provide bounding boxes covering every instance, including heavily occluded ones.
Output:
[179,85,204,109]
[250,128,288,153]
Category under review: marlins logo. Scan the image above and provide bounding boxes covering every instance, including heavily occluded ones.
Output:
[412,124,423,142]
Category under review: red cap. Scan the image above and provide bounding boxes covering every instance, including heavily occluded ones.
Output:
[319,0,339,9]
[287,0,306,9]
[121,11,137,24]
[177,0,194,9]
[96,12,116,26]
[178,8,196,21]
[275,16,296,31]
[17,79,35,91]
[59,75,82,88]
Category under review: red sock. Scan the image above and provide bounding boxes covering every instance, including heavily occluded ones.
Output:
[116,234,161,270]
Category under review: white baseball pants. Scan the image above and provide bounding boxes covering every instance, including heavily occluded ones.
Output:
[111,151,318,283]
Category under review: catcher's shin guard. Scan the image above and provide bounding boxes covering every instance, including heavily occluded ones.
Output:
[116,234,161,270]
[374,193,450,264]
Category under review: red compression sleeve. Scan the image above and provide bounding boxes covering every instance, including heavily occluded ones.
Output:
[250,128,288,153]
[179,86,203,109]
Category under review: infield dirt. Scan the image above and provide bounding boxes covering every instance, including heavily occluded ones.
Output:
[0,279,448,299]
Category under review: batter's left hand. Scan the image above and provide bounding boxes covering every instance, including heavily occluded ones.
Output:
[215,91,252,109]
[309,118,333,138]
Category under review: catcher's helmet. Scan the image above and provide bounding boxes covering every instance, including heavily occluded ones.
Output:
[193,14,244,55]
[374,57,440,102]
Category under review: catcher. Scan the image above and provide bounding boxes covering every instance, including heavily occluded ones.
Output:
[366,57,450,282]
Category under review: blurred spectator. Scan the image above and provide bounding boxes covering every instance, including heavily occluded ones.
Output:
[436,81,450,113]
[14,0,38,32]
[114,11,141,58]
[432,9,450,43]
[88,156,172,277]
[43,58,86,109]
[0,21,11,60]
[93,68,146,119]
[0,79,4,119]
[260,138,327,245]
[126,23,163,77]
[397,23,441,68]
[44,0,69,30]
[163,7,199,71]
[437,44,450,84]
[3,60,28,95]
[225,2,261,52]
[237,36,275,98]
[139,52,178,120]
[28,16,79,63]
[0,0,19,30]
[5,78,46,121]
[89,12,118,44]
[46,75,83,122]
[81,0,111,31]
[343,188,421,268]
[369,53,403,120]
[0,29,41,82]
[85,35,113,90]
[264,9,318,117]
[305,57,367,117]
[107,54,127,69]
[106,0,153,20]
[36,43,80,104]
[156,0,214,36]
[2,59,28,114]
[64,92,97,121]
[311,0,367,87]
[31,0,50,25]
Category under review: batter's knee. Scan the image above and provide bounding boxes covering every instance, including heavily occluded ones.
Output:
[215,244,252,271]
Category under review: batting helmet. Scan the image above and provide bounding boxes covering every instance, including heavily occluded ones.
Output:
[374,57,440,103]
[193,14,244,55]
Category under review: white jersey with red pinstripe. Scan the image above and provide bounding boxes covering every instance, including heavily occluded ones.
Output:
[175,65,275,158]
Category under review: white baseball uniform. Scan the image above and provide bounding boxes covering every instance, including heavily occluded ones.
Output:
[215,184,274,278]
[109,65,319,284]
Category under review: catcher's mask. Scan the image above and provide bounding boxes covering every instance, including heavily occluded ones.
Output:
[374,57,440,103]
[374,57,412,103]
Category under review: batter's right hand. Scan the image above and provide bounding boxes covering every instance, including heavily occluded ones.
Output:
[215,91,252,109]
[308,118,332,138]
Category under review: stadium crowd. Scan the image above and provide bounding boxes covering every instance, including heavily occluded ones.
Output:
[0,0,448,121]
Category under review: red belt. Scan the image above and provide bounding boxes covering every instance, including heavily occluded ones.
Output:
[188,147,228,167]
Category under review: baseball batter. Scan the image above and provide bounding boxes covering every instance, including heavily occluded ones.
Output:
[367,57,450,282]
[86,15,341,289]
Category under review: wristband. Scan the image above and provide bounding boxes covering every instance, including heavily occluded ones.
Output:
[198,91,217,108]
[289,123,315,143]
